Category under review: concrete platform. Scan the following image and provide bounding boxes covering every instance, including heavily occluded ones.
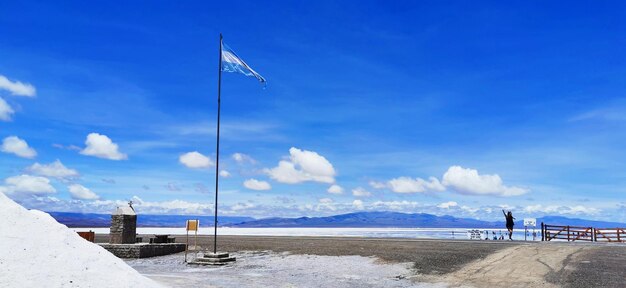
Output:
[188,252,236,266]
[99,243,186,258]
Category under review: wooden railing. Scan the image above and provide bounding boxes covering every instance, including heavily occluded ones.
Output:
[594,228,626,242]
[541,223,626,243]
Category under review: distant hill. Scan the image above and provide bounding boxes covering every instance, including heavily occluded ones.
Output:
[47,212,254,228]
[230,211,502,228]
[47,211,626,229]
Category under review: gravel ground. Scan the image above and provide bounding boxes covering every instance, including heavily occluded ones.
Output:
[97,234,517,275]
[96,234,626,287]
[546,244,626,288]
[126,251,443,288]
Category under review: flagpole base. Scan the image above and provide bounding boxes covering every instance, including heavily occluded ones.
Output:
[188,251,236,266]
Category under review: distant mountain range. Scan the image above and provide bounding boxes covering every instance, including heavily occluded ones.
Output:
[232,212,626,228]
[231,211,500,228]
[48,212,254,228]
[47,211,626,229]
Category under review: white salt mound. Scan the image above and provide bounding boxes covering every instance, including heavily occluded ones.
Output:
[0,192,162,288]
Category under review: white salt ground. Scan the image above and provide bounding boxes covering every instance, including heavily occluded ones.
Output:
[0,192,161,288]
[127,251,447,288]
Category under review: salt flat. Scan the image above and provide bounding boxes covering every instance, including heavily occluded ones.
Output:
[83,226,534,240]
[126,251,443,288]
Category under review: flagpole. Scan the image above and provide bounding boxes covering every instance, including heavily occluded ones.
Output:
[213,33,223,254]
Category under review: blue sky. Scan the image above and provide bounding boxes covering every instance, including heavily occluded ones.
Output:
[2,1,626,221]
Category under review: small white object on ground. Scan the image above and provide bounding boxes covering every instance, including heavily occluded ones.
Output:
[0,192,161,288]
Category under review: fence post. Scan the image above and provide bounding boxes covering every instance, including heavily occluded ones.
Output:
[618,229,621,242]
[593,228,596,242]
[541,222,544,241]
[567,226,570,242]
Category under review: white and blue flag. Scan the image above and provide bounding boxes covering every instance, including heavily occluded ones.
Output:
[221,42,266,84]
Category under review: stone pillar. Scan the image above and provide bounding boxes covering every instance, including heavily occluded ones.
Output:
[109,206,137,244]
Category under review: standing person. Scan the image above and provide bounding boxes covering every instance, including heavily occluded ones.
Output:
[502,210,515,240]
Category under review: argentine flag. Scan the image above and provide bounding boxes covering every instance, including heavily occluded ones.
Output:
[221,42,266,84]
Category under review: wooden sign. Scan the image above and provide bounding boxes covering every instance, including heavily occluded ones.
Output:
[186,219,199,231]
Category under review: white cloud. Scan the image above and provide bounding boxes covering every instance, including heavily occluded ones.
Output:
[243,179,271,191]
[388,176,445,193]
[442,166,528,196]
[352,187,371,197]
[370,200,420,211]
[179,151,213,168]
[1,136,37,158]
[524,204,600,216]
[0,75,36,97]
[26,160,79,179]
[368,181,386,189]
[219,170,231,177]
[437,201,458,209]
[232,153,256,164]
[231,202,255,211]
[265,147,336,184]
[129,198,214,214]
[68,184,99,200]
[80,133,127,160]
[0,97,14,121]
[319,198,333,204]
[0,175,55,195]
[352,199,364,210]
[52,144,81,151]
[327,184,344,194]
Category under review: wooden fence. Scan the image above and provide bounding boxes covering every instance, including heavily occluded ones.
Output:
[594,228,626,242]
[541,223,626,243]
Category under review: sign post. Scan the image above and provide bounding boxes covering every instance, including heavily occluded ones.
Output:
[185,219,199,262]
[524,218,537,241]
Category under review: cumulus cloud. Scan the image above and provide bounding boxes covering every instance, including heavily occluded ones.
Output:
[0,175,55,196]
[442,166,528,196]
[0,97,14,121]
[352,199,364,210]
[524,204,600,215]
[370,200,420,211]
[80,133,127,160]
[127,198,214,214]
[243,179,271,191]
[219,170,231,177]
[1,136,37,158]
[327,184,344,194]
[352,187,372,197]
[179,151,213,168]
[388,176,445,193]
[231,202,255,211]
[265,147,336,184]
[232,153,256,164]
[52,143,81,151]
[437,201,458,209]
[67,184,99,200]
[0,75,36,97]
[26,160,79,180]
[319,198,333,204]
[368,181,386,189]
